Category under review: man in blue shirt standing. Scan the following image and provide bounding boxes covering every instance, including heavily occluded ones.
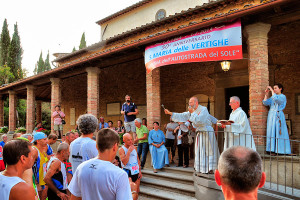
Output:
[121,95,139,140]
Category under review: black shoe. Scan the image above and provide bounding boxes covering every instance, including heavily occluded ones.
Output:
[141,166,144,170]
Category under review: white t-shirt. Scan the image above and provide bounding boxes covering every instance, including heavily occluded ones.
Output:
[68,158,132,200]
[69,137,98,173]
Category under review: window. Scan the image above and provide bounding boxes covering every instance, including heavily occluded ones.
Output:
[156,9,166,21]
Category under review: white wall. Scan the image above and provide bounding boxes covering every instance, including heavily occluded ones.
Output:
[100,0,209,40]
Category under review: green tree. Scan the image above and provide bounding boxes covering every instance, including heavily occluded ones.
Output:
[72,47,76,52]
[22,68,29,78]
[0,65,14,85]
[37,51,45,73]
[79,32,86,49]
[44,51,51,71]
[16,99,26,127]
[0,19,10,66]
[33,63,37,75]
[7,23,23,81]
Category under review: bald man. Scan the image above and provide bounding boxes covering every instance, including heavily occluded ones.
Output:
[119,133,142,194]
[165,97,219,174]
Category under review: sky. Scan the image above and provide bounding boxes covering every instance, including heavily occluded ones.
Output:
[0,0,141,76]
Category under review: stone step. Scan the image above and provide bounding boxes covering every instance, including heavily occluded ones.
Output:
[140,185,197,200]
[138,194,163,200]
[141,176,195,197]
[160,165,194,176]
[142,169,194,185]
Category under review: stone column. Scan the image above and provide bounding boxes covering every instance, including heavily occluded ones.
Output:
[26,85,36,133]
[245,22,271,151]
[0,95,4,127]
[86,67,100,118]
[146,68,161,130]
[8,91,17,132]
[50,78,61,133]
[36,100,42,124]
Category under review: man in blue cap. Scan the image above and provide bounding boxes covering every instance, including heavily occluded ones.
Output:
[31,132,49,200]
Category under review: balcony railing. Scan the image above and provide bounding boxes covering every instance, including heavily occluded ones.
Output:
[193,130,300,198]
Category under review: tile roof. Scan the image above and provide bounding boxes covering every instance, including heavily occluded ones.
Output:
[55,0,227,62]
[0,0,290,92]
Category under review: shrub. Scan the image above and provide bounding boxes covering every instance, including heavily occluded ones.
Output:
[15,127,26,133]
[0,126,8,133]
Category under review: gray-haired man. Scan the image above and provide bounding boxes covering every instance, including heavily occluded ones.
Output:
[44,143,70,200]
[215,146,266,200]
[220,96,256,151]
[134,118,149,169]
[69,114,98,173]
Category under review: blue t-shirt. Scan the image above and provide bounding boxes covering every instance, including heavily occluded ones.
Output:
[0,141,5,148]
[99,122,109,129]
[121,102,137,122]
[47,144,53,155]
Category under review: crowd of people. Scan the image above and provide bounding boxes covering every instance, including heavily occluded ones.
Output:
[0,84,291,200]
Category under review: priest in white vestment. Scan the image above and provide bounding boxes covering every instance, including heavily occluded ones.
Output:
[164,97,219,174]
[220,96,256,151]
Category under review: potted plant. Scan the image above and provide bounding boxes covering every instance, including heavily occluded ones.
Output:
[15,127,27,134]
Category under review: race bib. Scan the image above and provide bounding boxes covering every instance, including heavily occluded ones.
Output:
[130,162,139,175]
[43,163,47,178]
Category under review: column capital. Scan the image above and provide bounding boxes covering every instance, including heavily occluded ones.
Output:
[86,67,100,74]
[50,78,60,84]
[8,90,16,95]
[244,22,271,40]
[26,84,36,90]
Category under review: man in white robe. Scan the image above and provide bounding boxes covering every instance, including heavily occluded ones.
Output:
[220,96,256,151]
[164,97,219,174]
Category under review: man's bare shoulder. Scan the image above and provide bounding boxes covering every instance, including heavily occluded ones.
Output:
[48,159,61,171]
[10,182,35,200]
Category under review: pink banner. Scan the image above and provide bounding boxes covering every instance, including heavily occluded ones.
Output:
[145,20,242,73]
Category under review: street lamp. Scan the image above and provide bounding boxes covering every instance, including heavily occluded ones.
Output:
[220,61,231,71]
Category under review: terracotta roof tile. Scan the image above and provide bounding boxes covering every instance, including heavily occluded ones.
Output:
[55,0,226,62]
[1,0,288,91]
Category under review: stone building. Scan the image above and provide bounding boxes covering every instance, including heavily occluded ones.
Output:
[0,0,299,149]
[0,0,299,199]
